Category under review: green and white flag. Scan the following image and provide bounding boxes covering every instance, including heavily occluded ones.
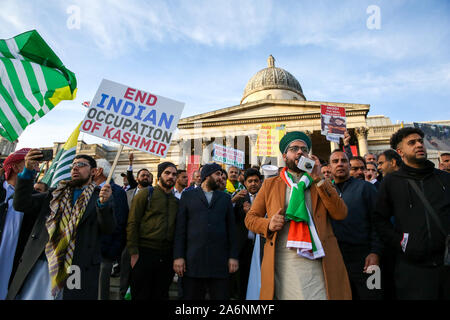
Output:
[41,122,81,188]
[0,30,77,142]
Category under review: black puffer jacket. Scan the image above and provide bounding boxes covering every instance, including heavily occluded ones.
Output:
[372,160,450,266]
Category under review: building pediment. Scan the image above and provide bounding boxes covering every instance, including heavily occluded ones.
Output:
[178,99,370,129]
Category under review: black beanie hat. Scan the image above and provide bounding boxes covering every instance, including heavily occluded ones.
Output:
[157,161,176,179]
[201,163,222,182]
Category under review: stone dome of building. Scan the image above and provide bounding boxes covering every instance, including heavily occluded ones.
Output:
[241,55,306,104]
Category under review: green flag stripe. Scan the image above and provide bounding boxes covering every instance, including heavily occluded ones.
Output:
[30,62,55,110]
[10,58,43,115]
[0,40,15,59]
[6,38,25,61]
[0,60,34,126]
[51,172,71,188]
[4,35,61,117]
[52,169,71,182]
[0,81,27,131]
[41,148,76,186]
[0,94,20,141]
[52,159,75,177]
[6,58,42,117]
[42,66,71,93]
[22,60,45,108]
[0,30,76,142]
[22,61,49,122]
[53,149,75,164]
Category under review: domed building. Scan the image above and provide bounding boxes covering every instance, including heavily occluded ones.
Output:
[172,55,375,170]
[47,56,447,183]
[241,55,306,104]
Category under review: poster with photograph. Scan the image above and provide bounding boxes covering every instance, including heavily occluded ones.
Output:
[413,122,450,151]
[321,105,346,143]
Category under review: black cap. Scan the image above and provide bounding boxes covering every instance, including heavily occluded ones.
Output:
[201,163,222,182]
[157,162,177,179]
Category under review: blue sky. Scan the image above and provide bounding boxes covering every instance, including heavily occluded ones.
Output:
[1,0,449,149]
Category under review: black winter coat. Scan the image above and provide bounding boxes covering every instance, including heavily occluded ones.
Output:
[173,187,238,279]
[6,177,116,300]
[372,160,450,266]
[100,182,128,261]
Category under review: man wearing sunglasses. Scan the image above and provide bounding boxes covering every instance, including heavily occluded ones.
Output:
[7,150,115,300]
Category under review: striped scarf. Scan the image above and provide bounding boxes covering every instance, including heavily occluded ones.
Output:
[280,167,325,260]
[45,180,96,297]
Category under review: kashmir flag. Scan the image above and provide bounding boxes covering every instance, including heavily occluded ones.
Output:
[0,30,77,142]
[41,122,81,188]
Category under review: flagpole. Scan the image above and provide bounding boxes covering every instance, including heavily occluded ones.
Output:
[106,144,124,184]
[100,144,124,202]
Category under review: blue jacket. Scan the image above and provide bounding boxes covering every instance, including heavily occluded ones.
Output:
[101,182,129,260]
[173,187,238,279]
[331,177,383,255]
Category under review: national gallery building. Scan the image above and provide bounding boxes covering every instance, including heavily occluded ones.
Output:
[6,56,447,181]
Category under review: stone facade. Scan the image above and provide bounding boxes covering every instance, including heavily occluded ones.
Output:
[25,56,449,182]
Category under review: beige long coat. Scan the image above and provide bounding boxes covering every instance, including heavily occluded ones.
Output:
[245,176,352,300]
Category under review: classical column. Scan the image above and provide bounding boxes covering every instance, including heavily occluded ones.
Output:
[225,135,234,149]
[248,134,258,167]
[201,138,213,164]
[355,127,369,156]
[223,135,235,169]
[177,138,188,169]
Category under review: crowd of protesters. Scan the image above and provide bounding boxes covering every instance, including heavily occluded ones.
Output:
[0,126,449,300]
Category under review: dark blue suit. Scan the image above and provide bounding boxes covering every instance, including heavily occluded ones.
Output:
[101,182,129,260]
[174,187,238,299]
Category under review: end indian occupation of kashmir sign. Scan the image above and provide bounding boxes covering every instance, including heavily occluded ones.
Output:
[80,79,185,158]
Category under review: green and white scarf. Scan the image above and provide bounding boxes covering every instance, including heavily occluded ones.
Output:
[281,167,325,260]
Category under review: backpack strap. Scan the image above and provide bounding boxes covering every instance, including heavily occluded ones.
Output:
[146,186,154,210]
[407,179,447,237]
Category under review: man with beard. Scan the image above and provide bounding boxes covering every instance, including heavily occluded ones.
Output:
[329,150,383,300]
[126,168,152,209]
[125,152,153,190]
[349,156,367,180]
[372,127,450,299]
[245,131,351,300]
[7,151,115,300]
[127,162,178,300]
[173,169,188,200]
[173,163,238,300]
[231,168,263,299]
[377,149,402,177]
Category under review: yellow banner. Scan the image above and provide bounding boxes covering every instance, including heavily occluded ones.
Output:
[255,124,286,156]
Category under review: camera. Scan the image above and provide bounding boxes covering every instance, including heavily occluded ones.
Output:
[297,156,315,174]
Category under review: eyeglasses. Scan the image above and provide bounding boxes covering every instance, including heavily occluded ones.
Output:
[287,145,309,153]
[69,162,90,170]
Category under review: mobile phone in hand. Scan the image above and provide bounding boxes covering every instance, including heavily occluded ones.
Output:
[37,149,53,161]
